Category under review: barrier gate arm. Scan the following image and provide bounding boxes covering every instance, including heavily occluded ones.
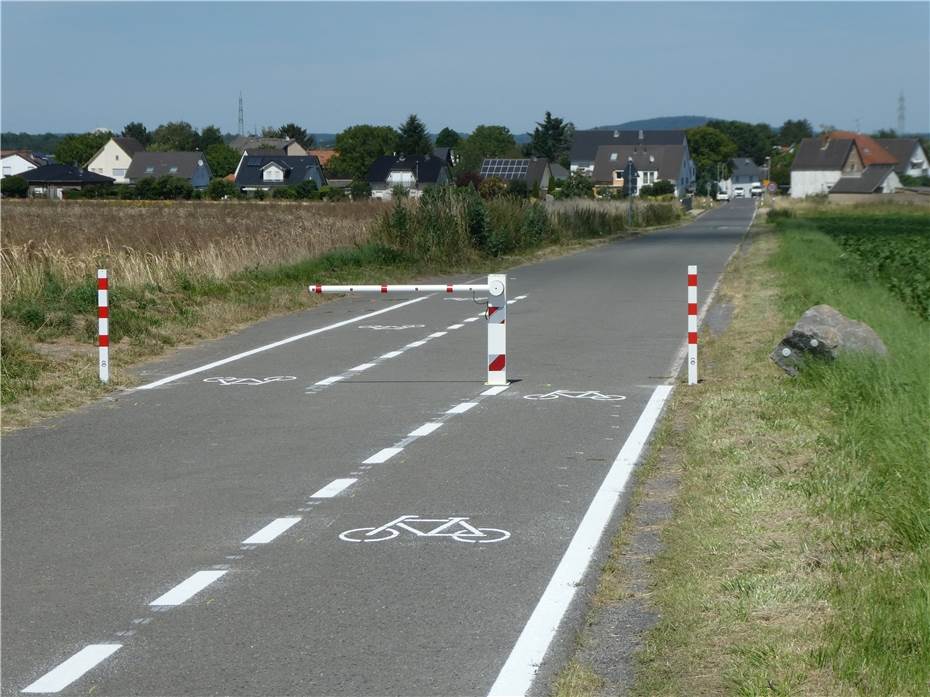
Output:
[309,274,507,385]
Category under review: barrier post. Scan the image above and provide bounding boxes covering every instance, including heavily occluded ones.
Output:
[486,274,507,385]
[687,265,697,385]
[98,269,109,384]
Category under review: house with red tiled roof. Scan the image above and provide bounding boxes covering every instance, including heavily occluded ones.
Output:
[307,149,336,168]
[790,133,902,198]
[828,131,898,166]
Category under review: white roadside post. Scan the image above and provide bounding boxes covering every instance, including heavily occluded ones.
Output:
[687,265,698,385]
[309,276,509,385]
[98,269,109,384]
[486,274,507,385]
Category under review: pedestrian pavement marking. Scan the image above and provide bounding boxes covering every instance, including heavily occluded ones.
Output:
[22,644,122,693]
[310,478,357,498]
[363,447,403,464]
[149,570,227,607]
[481,385,510,396]
[447,402,478,414]
[242,517,302,544]
[409,422,443,437]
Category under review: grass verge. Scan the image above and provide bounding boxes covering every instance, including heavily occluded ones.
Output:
[552,211,929,696]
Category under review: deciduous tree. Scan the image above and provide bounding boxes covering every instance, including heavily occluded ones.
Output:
[53,131,111,166]
[205,143,240,178]
[327,125,399,180]
[199,125,225,149]
[456,125,519,173]
[151,121,199,151]
[278,123,314,148]
[434,127,461,149]
[777,119,813,146]
[686,126,738,194]
[121,122,151,147]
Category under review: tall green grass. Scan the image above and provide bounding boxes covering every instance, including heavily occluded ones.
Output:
[771,222,930,694]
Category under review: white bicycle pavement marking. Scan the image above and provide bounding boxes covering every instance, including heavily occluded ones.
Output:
[339,515,510,543]
[523,390,627,402]
[203,376,297,386]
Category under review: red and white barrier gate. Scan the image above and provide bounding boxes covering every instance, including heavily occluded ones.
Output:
[98,269,109,384]
[687,265,697,385]
[309,275,508,385]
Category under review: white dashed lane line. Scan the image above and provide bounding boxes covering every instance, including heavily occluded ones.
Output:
[409,422,443,437]
[242,517,302,544]
[447,402,478,414]
[315,375,345,386]
[349,362,376,372]
[363,447,404,465]
[481,385,510,396]
[309,478,358,499]
[22,644,123,694]
[149,570,227,607]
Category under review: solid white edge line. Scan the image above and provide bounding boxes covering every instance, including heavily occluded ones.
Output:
[487,385,673,697]
[363,447,403,464]
[22,644,122,693]
[481,385,510,396]
[241,516,302,544]
[447,402,478,414]
[149,570,228,607]
[136,295,432,390]
[409,422,443,437]
[310,478,358,499]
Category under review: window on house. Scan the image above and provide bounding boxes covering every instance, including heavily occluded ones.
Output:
[263,167,284,182]
[113,169,126,178]
[115,154,119,161]
[609,153,618,161]
[168,166,178,174]
[145,166,155,173]
[2,165,11,175]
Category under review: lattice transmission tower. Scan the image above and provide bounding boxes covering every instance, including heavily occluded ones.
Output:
[897,91,906,134]
[238,92,245,137]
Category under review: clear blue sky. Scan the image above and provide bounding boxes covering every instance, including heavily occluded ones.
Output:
[2,1,928,135]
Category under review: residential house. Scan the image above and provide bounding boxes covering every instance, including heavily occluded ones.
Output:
[479,158,553,193]
[307,149,337,169]
[829,165,900,198]
[432,147,456,168]
[790,137,863,197]
[229,136,307,156]
[85,136,145,184]
[126,152,213,188]
[233,154,326,193]
[18,164,113,199]
[591,143,692,197]
[875,138,930,178]
[720,158,762,197]
[368,153,450,199]
[1,150,46,179]
[549,162,570,181]
[570,129,695,195]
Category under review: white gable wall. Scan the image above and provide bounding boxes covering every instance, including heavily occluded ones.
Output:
[86,139,134,183]
[791,170,842,198]
[904,144,929,177]
[1,154,39,179]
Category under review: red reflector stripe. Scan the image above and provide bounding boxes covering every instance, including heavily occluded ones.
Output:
[99,335,109,347]
[687,274,698,286]
[487,306,499,318]
[98,278,108,290]
[489,355,506,371]
[446,285,453,293]
[688,332,698,344]
[687,303,698,315]
[314,284,322,293]
[381,285,387,293]
[98,306,109,318]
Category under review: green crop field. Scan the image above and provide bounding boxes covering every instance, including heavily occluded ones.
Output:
[802,210,930,320]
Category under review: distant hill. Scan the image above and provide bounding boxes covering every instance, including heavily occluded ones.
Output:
[594,115,714,131]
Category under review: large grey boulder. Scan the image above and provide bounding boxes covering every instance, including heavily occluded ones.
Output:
[771,304,887,375]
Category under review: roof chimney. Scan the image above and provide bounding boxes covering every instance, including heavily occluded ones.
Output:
[613,130,619,138]
[638,129,644,141]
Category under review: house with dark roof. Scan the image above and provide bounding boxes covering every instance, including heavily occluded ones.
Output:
[790,137,863,197]
[233,154,326,192]
[368,154,450,199]
[1,150,47,179]
[85,137,145,184]
[479,158,553,193]
[720,158,762,198]
[229,136,307,157]
[126,152,213,188]
[875,138,929,178]
[18,165,114,199]
[829,165,900,196]
[591,143,692,197]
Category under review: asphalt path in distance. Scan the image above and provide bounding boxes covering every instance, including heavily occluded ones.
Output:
[1,199,755,696]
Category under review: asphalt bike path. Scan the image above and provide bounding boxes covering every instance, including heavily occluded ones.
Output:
[1,200,756,695]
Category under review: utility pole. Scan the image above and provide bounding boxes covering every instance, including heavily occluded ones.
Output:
[627,157,634,226]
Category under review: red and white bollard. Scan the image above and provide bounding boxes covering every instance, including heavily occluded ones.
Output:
[98,269,109,383]
[309,275,508,385]
[687,265,697,385]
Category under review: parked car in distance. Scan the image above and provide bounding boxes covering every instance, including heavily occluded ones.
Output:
[733,187,745,198]
[716,190,730,201]
[750,184,763,197]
